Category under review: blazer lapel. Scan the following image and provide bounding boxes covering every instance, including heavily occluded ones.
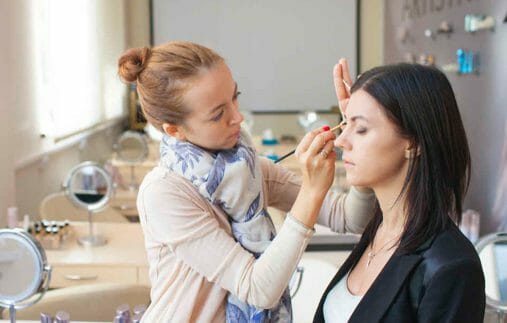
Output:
[349,252,422,322]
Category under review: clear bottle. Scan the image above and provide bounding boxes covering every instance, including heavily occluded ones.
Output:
[132,313,142,323]
[115,303,131,323]
[7,206,18,228]
[54,311,70,323]
[133,304,147,316]
[40,312,53,323]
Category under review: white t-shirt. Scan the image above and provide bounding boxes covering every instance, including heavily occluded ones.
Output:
[323,271,363,322]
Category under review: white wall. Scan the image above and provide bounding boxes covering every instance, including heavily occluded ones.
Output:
[360,0,384,72]
[153,0,358,112]
[0,1,17,227]
[0,0,153,221]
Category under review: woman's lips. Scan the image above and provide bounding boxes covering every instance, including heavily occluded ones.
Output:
[229,129,241,139]
[343,159,355,167]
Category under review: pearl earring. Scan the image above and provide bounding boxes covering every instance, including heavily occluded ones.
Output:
[404,148,421,159]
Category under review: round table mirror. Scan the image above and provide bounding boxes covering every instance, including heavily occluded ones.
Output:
[476,232,507,322]
[62,161,113,246]
[0,229,51,322]
[115,131,148,191]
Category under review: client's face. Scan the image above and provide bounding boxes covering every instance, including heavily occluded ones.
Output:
[179,62,244,151]
[334,90,410,190]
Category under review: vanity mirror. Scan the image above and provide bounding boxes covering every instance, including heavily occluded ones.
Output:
[62,161,113,246]
[0,229,51,322]
[115,131,149,191]
[476,232,507,322]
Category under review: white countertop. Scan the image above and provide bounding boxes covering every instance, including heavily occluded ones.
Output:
[45,221,148,268]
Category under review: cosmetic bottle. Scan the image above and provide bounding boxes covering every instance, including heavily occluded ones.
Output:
[22,214,30,231]
[51,226,60,249]
[40,312,53,323]
[7,206,18,228]
[34,226,42,241]
[132,313,143,323]
[133,304,147,316]
[115,303,131,323]
[54,311,70,323]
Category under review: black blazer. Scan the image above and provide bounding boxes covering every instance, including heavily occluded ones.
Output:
[313,223,485,323]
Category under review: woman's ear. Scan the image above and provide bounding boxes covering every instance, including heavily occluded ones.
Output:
[404,142,421,159]
[162,123,186,141]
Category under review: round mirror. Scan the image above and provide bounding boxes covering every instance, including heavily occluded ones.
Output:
[476,232,507,320]
[0,229,51,321]
[62,161,113,246]
[116,131,148,163]
[115,131,148,191]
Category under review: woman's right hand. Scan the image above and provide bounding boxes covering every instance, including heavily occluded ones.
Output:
[290,127,336,228]
[295,127,337,195]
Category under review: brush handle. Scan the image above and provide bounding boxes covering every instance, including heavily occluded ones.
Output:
[273,124,343,164]
[274,149,296,164]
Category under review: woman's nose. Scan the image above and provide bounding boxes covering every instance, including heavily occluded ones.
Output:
[230,107,244,125]
[334,131,350,151]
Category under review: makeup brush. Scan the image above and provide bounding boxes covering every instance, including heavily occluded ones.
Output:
[274,79,350,164]
[274,123,344,163]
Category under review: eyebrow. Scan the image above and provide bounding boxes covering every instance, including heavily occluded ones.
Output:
[208,83,238,116]
[348,115,369,122]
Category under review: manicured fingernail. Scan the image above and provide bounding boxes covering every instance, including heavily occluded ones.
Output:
[322,126,331,131]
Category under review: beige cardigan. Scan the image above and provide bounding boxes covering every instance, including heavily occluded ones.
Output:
[137,158,374,322]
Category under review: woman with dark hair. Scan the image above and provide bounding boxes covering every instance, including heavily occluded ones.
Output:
[314,61,485,322]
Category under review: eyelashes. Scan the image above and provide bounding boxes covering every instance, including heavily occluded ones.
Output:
[338,122,368,134]
[212,91,242,122]
[212,110,224,121]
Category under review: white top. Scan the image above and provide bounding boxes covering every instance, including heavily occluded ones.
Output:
[323,271,364,322]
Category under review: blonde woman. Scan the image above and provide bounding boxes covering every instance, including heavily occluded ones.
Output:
[118,42,374,322]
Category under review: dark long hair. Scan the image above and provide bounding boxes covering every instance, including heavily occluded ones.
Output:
[351,63,471,253]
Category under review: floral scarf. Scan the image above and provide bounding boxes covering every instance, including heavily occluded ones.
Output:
[159,129,292,323]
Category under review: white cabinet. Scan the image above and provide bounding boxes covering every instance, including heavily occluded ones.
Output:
[45,222,150,288]
[292,251,351,323]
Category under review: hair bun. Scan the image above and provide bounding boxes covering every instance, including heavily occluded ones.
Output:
[118,47,152,83]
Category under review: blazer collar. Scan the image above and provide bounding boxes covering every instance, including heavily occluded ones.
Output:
[348,252,422,322]
[314,232,437,322]
[349,234,438,322]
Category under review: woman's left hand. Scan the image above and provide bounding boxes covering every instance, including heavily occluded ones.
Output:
[333,58,353,117]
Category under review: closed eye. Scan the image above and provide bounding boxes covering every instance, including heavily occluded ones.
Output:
[212,109,225,121]
[356,127,367,134]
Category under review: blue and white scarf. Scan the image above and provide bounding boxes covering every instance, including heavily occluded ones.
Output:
[160,129,292,323]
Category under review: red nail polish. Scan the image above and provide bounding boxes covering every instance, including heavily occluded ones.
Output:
[322,126,331,131]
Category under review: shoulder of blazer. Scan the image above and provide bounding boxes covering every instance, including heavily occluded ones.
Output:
[415,223,482,283]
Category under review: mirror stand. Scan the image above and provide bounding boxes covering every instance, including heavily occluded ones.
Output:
[493,309,505,323]
[78,210,107,247]
[63,161,114,247]
[476,232,507,323]
[115,131,148,192]
[129,165,139,192]
[9,304,15,323]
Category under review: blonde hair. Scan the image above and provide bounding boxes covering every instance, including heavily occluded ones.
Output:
[117,41,224,130]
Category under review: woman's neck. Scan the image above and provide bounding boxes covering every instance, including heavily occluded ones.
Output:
[373,184,407,236]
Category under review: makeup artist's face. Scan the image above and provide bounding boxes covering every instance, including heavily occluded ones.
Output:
[334,90,410,190]
[178,62,244,150]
